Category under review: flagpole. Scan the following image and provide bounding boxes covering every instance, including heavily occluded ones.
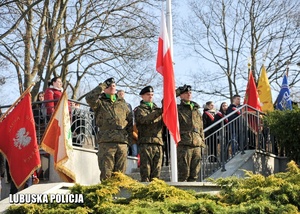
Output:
[166,0,178,182]
[285,60,290,77]
[166,0,173,58]
[0,83,35,122]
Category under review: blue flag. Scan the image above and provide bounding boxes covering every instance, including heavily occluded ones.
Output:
[276,74,292,110]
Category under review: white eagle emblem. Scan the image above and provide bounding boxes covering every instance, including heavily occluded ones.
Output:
[13,128,31,149]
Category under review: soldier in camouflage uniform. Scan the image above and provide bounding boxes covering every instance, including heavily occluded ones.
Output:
[85,78,133,181]
[134,86,163,182]
[176,84,205,182]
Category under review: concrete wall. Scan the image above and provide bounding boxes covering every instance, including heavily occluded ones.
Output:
[251,151,289,175]
[49,146,138,185]
[0,147,138,201]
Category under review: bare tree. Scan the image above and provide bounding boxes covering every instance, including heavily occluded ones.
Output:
[0,0,161,101]
[177,0,300,101]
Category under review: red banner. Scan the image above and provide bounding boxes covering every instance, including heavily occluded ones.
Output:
[244,70,262,133]
[0,92,41,188]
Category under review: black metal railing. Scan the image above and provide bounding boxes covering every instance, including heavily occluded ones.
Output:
[200,104,281,181]
[30,99,98,148]
[0,99,98,182]
[0,101,282,182]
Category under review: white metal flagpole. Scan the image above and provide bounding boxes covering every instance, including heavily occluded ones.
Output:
[166,0,178,182]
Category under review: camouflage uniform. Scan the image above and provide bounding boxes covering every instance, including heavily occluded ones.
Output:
[86,83,133,181]
[177,100,205,182]
[134,101,163,182]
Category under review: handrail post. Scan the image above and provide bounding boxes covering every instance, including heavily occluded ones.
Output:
[256,110,261,150]
[221,120,226,172]
[241,106,246,154]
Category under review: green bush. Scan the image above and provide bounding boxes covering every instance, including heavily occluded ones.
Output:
[7,163,300,213]
[263,109,300,163]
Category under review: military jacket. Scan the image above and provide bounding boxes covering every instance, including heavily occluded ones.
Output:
[134,101,163,146]
[177,100,205,147]
[85,84,133,144]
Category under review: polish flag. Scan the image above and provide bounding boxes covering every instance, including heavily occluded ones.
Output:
[156,10,180,144]
[41,91,76,182]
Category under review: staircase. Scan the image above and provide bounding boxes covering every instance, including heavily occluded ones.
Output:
[127,165,171,182]
[200,104,282,180]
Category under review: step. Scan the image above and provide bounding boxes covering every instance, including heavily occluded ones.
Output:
[127,165,171,182]
[209,150,256,179]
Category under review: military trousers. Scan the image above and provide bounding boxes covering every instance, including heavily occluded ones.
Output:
[98,143,128,181]
[139,143,163,182]
[177,145,201,182]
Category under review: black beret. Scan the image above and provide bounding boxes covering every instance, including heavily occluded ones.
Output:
[104,77,115,88]
[179,84,192,95]
[139,86,154,95]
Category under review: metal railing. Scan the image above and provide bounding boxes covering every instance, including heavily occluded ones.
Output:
[31,99,98,149]
[200,104,281,181]
[0,101,282,182]
[0,99,98,182]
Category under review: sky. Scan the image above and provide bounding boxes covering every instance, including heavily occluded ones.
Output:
[1,0,299,112]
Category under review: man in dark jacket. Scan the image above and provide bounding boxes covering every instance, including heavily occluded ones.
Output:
[176,85,205,182]
[86,78,133,181]
[226,94,241,155]
[134,86,163,182]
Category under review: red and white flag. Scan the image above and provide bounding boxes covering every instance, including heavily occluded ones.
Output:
[0,92,41,188]
[156,10,181,144]
[41,91,76,182]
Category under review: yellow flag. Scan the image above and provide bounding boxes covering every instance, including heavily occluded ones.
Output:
[257,65,274,112]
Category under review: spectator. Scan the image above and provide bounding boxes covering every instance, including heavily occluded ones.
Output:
[32,91,47,143]
[117,89,136,156]
[44,77,63,117]
[85,77,133,181]
[176,84,205,182]
[134,86,163,182]
[117,89,132,112]
[203,101,217,162]
[226,94,241,155]
[214,102,228,127]
[202,101,216,129]
[214,102,229,158]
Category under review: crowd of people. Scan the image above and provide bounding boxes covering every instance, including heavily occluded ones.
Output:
[1,76,243,199]
[84,77,243,183]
